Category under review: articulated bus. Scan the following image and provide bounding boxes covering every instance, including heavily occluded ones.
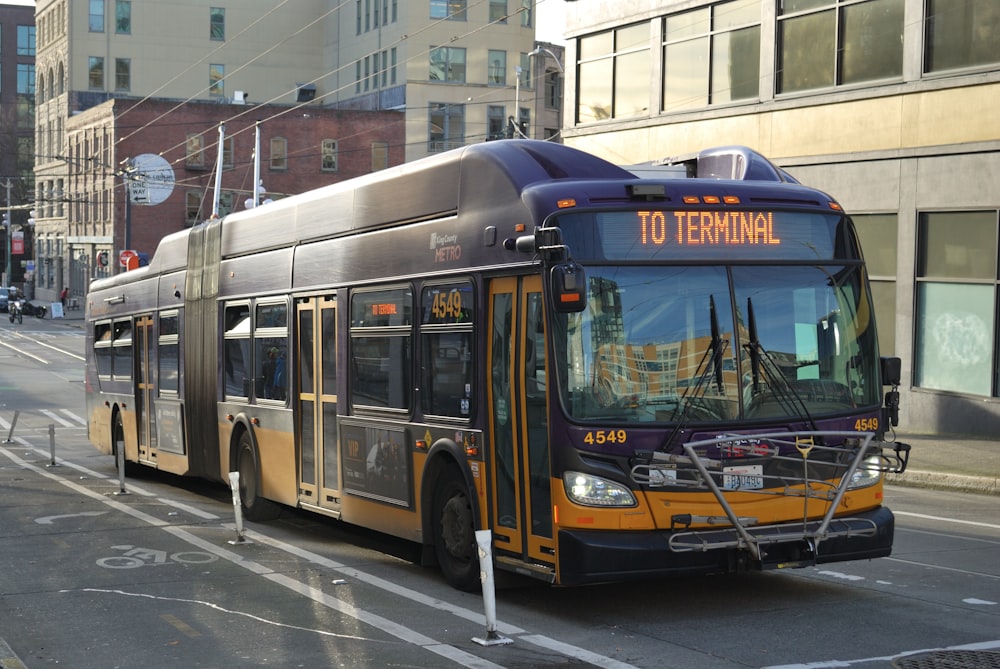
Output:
[85,140,910,590]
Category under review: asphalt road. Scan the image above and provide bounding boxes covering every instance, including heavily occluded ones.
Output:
[1,321,998,669]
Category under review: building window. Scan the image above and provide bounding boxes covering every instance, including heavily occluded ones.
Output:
[356,0,362,34]
[115,58,130,91]
[577,22,649,123]
[544,70,561,109]
[372,142,388,171]
[88,57,104,90]
[17,25,35,56]
[431,0,467,21]
[519,0,531,27]
[356,60,362,93]
[925,0,1000,73]
[852,214,897,357]
[321,139,338,171]
[115,0,131,34]
[209,64,224,98]
[429,46,467,83]
[488,50,506,85]
[185,190,202,226]
[17,64,34,129]
[222,136,234,168]
[914,211,999,396]
[89,0,104,32]
[662,0,759,113]
[777,0,904,94]
[487,105,506,140]
[490,0,507,23]
[428,103,464,152]
[391,47,397,84]
[270,137,288,171]
[185,134,205,168]
[210,7,225,41]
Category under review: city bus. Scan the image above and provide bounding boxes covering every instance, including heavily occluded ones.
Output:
[84,140,910,590]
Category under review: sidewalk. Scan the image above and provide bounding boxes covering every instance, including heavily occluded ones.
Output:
[887,433,1000,496]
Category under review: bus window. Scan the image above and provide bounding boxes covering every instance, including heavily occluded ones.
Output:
[420,282,474,419]
[224,303,251,398]
[159,312,180,394]
[254,301,289,402]
[421,332,473,417]
[350,288,412,411]
[112,320,133,380]
[95,322,113,377]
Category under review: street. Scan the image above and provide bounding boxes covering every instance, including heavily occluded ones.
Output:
[1,319,998,668]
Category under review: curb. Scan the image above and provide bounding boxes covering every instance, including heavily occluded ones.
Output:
[0,637,27,669]
[886,470,999,496]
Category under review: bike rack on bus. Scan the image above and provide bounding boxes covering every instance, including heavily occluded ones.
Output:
[631,431,910,564]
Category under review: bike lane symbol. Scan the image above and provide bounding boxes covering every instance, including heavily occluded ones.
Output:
[96,545,218,569]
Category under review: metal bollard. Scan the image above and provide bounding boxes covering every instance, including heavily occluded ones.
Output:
[472,529,512,647]
[227,472,250,545]
[113,443,129,495]
[4,410,19,443]
[47,424,59,467]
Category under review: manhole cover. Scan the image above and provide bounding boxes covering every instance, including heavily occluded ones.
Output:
[893,650,1000,669]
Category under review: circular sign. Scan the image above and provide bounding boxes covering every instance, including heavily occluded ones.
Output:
[119,249,138,267]
[130,154,175,205]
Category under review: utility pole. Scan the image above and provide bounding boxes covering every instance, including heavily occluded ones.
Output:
[3,179,12,286]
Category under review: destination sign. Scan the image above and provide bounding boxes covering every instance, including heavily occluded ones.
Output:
[555,209,852,261]
[640,210,781,247]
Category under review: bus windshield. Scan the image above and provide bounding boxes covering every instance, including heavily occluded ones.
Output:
[553,259,881,424]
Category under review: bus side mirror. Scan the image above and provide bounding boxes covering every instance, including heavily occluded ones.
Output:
[551,261,587,313]
[880,356,901,386]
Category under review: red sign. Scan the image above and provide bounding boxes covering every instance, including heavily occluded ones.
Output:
[119,249,137,268]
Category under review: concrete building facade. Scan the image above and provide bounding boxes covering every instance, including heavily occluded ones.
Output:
[563,0,1000,438]
[559,0,1000,437]
[32,0,562,303]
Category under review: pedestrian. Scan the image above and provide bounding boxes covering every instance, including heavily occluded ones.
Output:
[60,286,68,307]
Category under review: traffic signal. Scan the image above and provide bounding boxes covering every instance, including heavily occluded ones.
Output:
[1,212,9,227]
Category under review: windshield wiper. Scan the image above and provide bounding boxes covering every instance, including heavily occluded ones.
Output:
[744,297,818,430]
[659,296,729,450]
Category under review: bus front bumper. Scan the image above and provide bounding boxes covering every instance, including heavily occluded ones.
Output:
[555,506,894,586]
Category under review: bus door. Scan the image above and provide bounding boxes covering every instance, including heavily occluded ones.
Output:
[487,276,554,568]
[134,314,156,464]
[296,296,341,514]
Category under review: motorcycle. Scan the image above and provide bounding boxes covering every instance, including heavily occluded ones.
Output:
[21,301,48,318]
[8,299,22,324]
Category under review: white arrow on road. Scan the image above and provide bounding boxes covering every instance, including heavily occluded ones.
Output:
[35,511,107,525]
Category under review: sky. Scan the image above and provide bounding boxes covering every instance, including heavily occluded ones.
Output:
[535,0,568,45]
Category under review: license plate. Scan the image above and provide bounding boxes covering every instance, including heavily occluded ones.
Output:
[723,464,764,490]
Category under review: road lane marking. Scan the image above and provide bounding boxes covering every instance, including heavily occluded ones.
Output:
[895,510,1000,531]
[5,442,641,668]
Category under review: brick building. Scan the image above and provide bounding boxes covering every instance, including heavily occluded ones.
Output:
[53,99,403,294]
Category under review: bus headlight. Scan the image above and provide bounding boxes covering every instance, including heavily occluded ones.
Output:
[846,454,883,490]
[563,471,637,507]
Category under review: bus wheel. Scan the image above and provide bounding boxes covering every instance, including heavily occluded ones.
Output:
[432,467,479,591]
[235,431,281,521]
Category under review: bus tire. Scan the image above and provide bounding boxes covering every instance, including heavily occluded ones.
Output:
[431,466,479,592]
[235,431,281,521]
